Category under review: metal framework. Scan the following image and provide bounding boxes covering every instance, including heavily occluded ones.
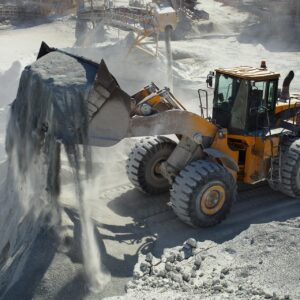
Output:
[77,5,167,55]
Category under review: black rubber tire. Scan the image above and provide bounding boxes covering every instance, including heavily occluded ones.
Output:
[126,137,176,195]
[171,160,237,227]
[280,138,300,197]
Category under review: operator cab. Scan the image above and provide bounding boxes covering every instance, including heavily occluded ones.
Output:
[212,65,280,135]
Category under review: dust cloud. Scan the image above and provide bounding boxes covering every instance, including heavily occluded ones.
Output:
[3,50,110,294]
[0,62,22,108]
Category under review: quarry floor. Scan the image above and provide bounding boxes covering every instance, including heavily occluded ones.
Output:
[1,0,300,299]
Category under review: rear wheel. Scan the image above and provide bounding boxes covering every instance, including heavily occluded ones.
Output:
[126,137,176,194]
[171,160,236,227]
[280,138,300,197]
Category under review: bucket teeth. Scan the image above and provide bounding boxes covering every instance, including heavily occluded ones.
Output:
[87,60,121,121]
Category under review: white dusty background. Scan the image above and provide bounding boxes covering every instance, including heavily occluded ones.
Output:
[0,0,300,299]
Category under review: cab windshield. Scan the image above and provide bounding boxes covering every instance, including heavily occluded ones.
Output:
[213,73,248,131]
[213,74,242,111]
[213,73,278,132]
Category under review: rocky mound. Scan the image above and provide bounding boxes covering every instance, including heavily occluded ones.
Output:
[108,218,300,300]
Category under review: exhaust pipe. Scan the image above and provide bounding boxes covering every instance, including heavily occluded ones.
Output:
[280,70,294,101]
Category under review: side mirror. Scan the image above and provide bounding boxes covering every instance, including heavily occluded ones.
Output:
[206,71,215,88]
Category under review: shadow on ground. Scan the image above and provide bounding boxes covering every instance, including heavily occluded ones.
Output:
[3,183,300,300]
[64,206,153,278]
[107,183,300,257]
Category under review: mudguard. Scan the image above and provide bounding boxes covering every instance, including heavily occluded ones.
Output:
[204,148,239,172]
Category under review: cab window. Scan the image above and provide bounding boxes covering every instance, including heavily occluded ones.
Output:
[249,81,266,113]
[214,74,241,111]
[249,80,277,113]
[267,81,276,110]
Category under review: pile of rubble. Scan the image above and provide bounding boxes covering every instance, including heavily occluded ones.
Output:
[122,218,300,300]
[126,238,260,299]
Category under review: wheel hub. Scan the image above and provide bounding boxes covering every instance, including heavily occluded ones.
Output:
[200,184,225,215]
[154,161,162,175]
[151,159,166,179]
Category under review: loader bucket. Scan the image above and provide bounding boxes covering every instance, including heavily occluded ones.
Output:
[86,59,132,147]
[35,42,132,147]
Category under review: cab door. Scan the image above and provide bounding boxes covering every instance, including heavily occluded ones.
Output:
[246,80,277,133]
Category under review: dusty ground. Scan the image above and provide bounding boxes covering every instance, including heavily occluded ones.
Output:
[0,0,300,299]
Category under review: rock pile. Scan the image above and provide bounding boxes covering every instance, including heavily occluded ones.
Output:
[123,229,297,300]
[0,46,111,296]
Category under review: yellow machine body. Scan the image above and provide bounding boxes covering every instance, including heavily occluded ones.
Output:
[127,65,300,185]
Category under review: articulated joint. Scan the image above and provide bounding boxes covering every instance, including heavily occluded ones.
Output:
[160,135,204,183]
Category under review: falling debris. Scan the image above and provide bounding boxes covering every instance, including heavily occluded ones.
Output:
[4,47,111,293]
[164,25,174,91]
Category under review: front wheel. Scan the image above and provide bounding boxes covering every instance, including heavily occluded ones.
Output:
[171,160,237,227]
[126,136,176,194]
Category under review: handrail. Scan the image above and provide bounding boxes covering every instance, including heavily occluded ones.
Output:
[198,89,209,119]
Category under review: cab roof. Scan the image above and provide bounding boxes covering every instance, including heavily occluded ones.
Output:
[215,66,280,81]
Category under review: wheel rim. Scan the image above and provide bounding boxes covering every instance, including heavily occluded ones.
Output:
[199,183,226,215]
[151,159,165,179]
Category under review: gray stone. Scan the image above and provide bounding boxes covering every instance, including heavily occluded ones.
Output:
[213,284,223,292]
[264,291,272,299]
[272,292,279,300]
[198,271,204,277]
[176,265,182,272]
[126,281,136,291]
[192,264,199,271]
[140,262,151,273]
[182,272,190,282]
[186,238,197,248]
[181,286,188,292]
[182,248,192,259]
[145,253,153,263]
[169,271,182,283]
[221,267,230,275]
[166,251,176,263]
[256,288,264,296]
[165,262,174,272]
[158,270,167,278]
[152,262,165,277]
[191,270,197,278]
[176,252,185,262]
[133,270,144,279]
[194,254,202,267]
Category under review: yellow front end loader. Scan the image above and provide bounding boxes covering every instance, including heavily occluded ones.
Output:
[27,44,300,227]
